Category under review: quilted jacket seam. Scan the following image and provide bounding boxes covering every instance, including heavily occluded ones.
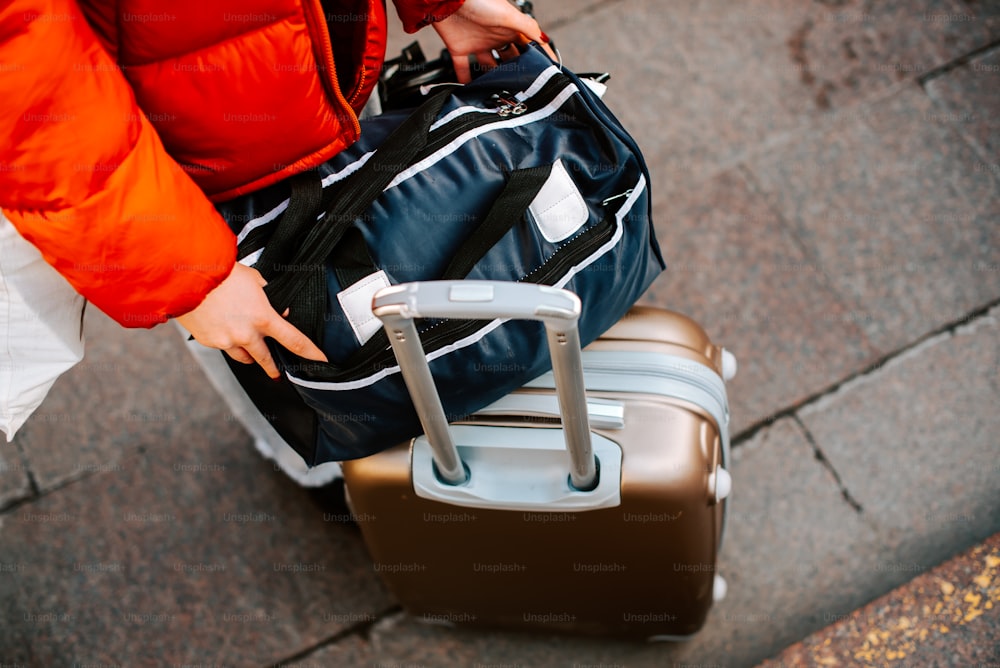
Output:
[121,13,300,69]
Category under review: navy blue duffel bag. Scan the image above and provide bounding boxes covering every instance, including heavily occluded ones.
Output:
[215,43,665,466]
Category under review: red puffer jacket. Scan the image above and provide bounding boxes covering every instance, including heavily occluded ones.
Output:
[0,0,463,326]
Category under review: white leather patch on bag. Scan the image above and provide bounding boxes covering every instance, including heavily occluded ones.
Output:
[336,270,391,345]
[529,159,589,243]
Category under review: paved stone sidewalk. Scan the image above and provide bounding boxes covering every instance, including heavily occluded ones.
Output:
[2,1,998,666]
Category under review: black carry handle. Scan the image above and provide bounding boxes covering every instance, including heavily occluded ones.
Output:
[262,87,453,313]
[439,164,553,280]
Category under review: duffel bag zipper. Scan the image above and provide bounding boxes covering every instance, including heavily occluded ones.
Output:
[289,215,617,383]
[413,74,569,160]
[492,91,528,116]
[407,215,617,359]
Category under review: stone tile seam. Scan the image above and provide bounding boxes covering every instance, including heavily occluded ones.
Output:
[955,303,999,336]
[791,414,864,515]
[267,604,399,667]
[707,42,999,189]
[731,297,1000,448]
[802,298,998,416]
[676,46,1000,200]
[0,455,112,516]
[812,299,1000,415]
[11,436,39,504]
[0,451,33,510]
[0,487,32,514]
[0,441,147,516]
[917,40,1000,87]
[801,331,952,418]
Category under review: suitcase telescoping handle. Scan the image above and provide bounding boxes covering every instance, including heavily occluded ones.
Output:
[372,281,598,491]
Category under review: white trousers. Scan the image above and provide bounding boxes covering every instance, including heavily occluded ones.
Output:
[0,212,86,441]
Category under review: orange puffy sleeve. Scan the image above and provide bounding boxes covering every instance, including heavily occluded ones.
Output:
[0,0,236,327]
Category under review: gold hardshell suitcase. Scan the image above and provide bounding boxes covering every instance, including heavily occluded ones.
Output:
[342,281,736,640]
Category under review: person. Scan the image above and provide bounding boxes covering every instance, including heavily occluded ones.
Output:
[0,0,551,478]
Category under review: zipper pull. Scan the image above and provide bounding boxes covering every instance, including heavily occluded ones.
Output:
[601,189,634,206]
[492,91,528,117]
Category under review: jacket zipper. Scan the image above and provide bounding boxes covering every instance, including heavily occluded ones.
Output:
[304,0,361,137]
[348,66,366,106]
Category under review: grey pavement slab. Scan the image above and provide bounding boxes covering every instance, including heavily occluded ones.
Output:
[694,418,888,664]
[746,83,1000,355]
[800,305,1000,579]
[925,46,1000,164]
[361,418,884,667]
[638,168,877,434]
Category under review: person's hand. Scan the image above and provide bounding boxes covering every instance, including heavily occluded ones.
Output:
[176,262,327,379]
[432,0,555,83]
